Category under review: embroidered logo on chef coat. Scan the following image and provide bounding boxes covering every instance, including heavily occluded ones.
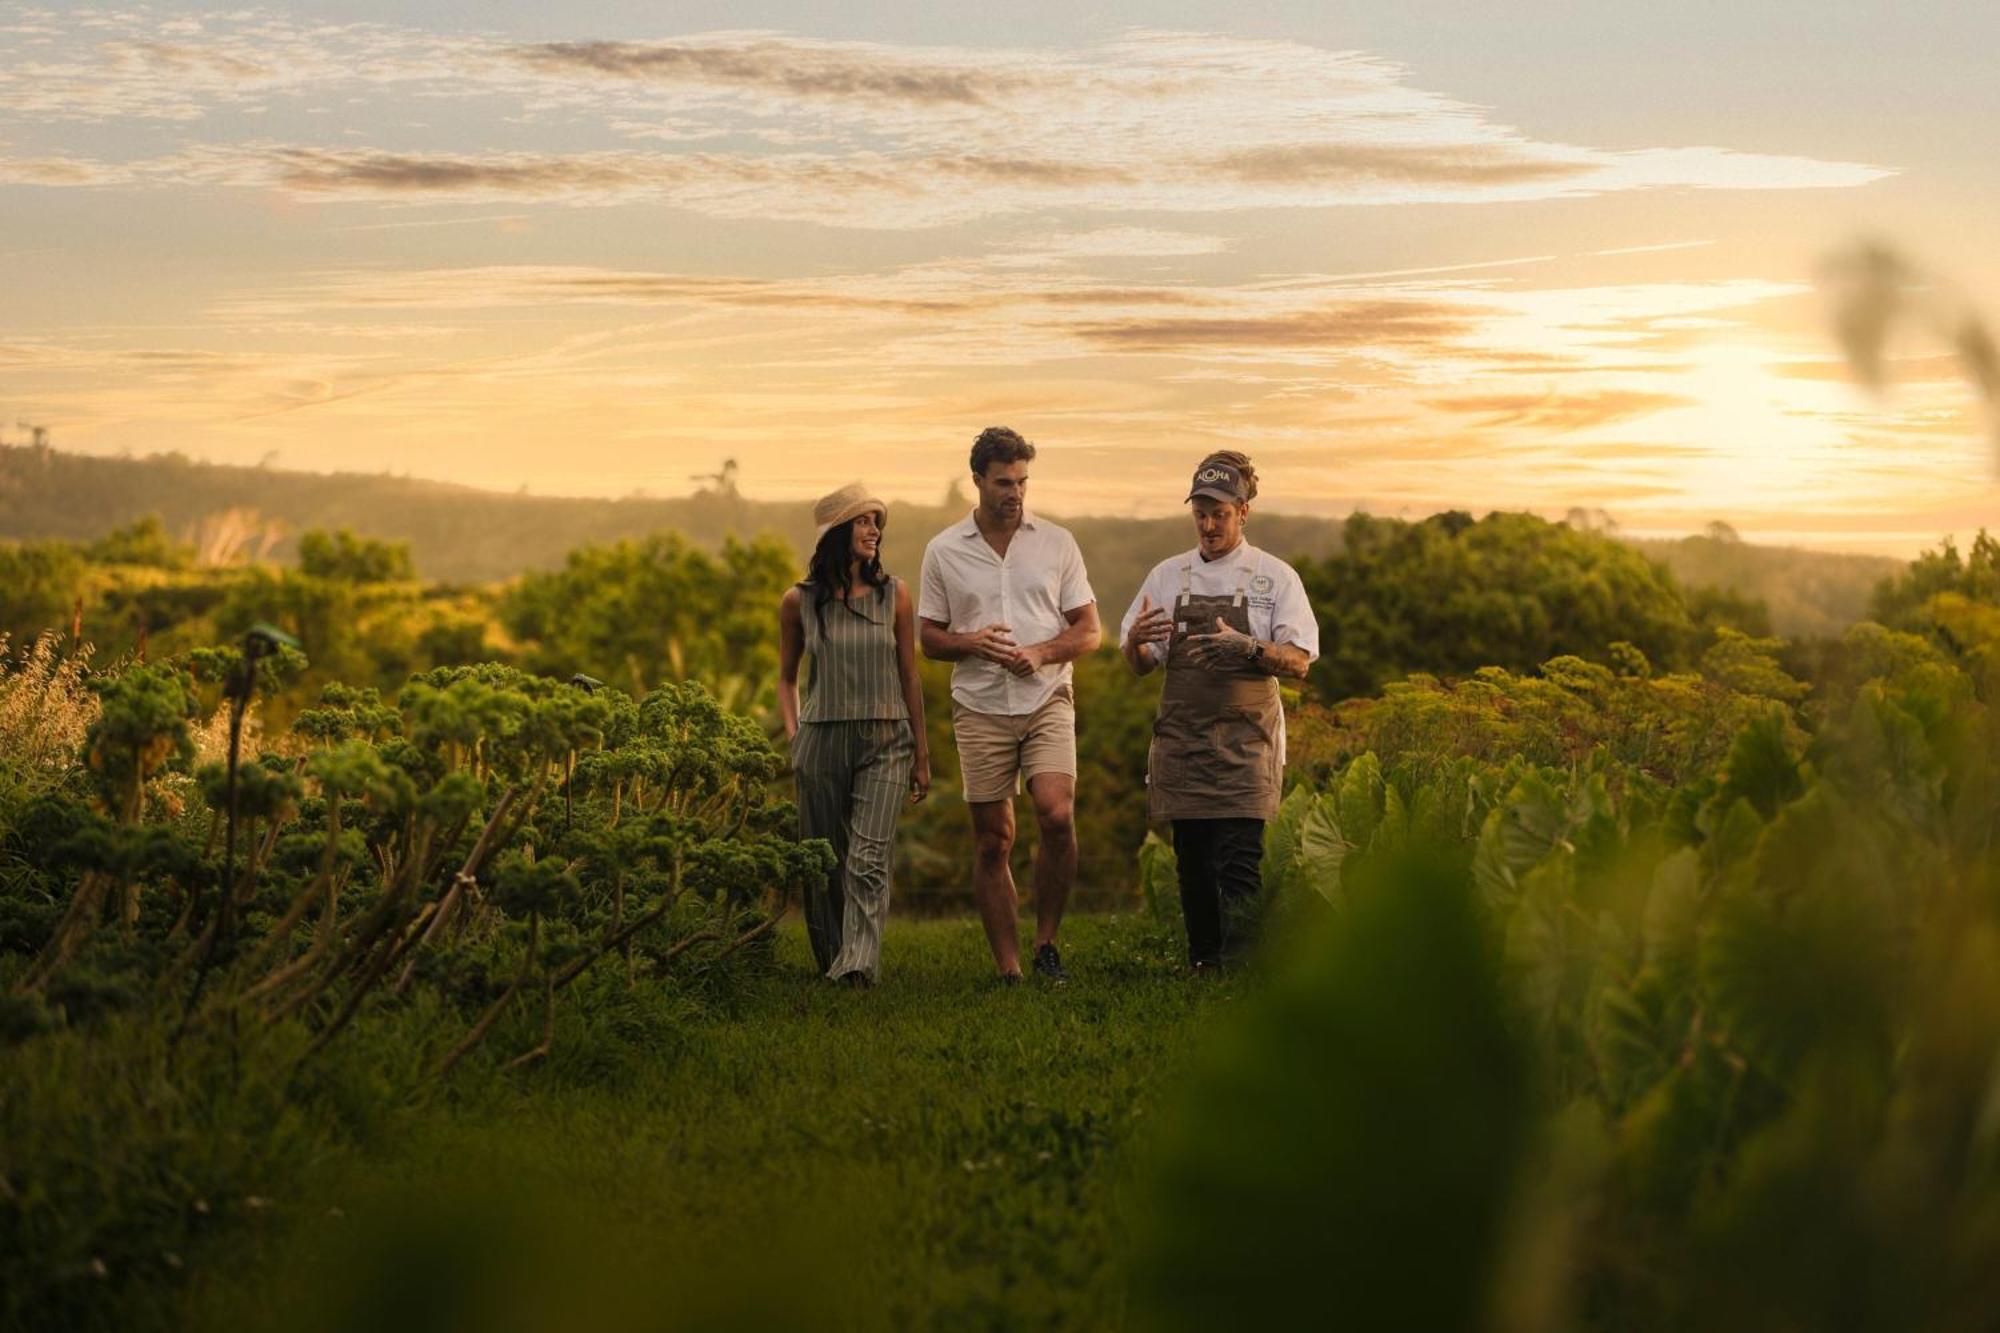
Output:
[1250,574,1275,596]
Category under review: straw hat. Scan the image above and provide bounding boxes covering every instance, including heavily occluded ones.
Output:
[813,482,887,539]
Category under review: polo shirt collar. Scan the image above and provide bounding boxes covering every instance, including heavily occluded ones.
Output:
[957,509,1038,537]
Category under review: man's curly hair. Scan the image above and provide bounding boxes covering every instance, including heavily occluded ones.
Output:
[970,425,1036,477]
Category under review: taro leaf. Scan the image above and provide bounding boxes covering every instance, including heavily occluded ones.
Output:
[1260,785,1313,899]
[1372,782,1410,857]
[1618,1063,1725,1213]
[1504,853,1590,1057]
[1699,796,1766,887]
[1592,966,1684,1112]
[1337,752,1385,852]
[1136,853,1531,1331]
[1699,861,1897,1086]
[1290,795,1349,906]
[1662,776,1715,849]
[1641,846,1703,984]
[1714,708,1804,820]
[1473,769,1571,913]
[1137,830,1179,920]
[1835,685,1946,831]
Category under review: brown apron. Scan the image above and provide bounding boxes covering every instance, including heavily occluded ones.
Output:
[1147,557,1285,822]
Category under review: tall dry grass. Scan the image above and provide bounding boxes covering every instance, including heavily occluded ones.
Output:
[0,632,98,799]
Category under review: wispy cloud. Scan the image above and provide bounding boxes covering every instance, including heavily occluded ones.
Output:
[1000,227,1233,262]
[0,14,1893,228]
[1774,355,1967,384]
[507,38,1041,106]
[1215,141,1591,187]
[1424,389,1694,432]
[7,10,1982,551]
[0,152,127,184]
[1067,301,1478,352]
[1589,239,1714,258]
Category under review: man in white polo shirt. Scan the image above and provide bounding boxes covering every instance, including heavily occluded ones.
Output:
[919,426,1101,985]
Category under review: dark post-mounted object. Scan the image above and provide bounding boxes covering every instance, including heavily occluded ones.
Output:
[564,674,603,829]
[215,625,300,948]
[179,622,299,1036]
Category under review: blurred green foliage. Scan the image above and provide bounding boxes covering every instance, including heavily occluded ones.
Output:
[5,509,2000,1329]
[1296,511,1769,701]
[1642,521,1892,640]
[497,531,795,708]
[1139,572,2000,1332]
[1,654,829,1329]
[84,515,194,571]
[297,529,415,584]
[1870,528,2000,629]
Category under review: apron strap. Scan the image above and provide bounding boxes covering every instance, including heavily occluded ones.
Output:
[1174,552,1256,608]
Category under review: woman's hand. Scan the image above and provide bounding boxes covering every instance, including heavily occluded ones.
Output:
[909,751,932,804]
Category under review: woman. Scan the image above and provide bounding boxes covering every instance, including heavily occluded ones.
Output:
[1119,452,1320,973]
[779,482,931,988]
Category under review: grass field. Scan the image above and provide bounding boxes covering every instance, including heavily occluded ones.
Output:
[177,912,1222,1333]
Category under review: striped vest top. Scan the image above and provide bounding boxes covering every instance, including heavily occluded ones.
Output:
[799,577,909,724]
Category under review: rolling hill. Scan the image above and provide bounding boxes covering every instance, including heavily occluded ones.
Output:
[0,444,1898,638]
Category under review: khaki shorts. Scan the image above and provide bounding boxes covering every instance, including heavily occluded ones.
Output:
[952,686,1077,804]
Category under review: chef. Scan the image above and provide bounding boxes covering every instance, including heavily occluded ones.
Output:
[1119,452,1321,973]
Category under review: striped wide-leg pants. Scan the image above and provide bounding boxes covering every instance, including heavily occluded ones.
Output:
[792,719,915,981]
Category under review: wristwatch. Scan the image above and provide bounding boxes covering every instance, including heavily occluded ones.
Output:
[1248,639,1266,668]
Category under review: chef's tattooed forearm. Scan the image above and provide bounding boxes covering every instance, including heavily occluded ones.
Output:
[1259,639,1311,680]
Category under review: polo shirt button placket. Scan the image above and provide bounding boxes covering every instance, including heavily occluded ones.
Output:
[998,563,1012,711]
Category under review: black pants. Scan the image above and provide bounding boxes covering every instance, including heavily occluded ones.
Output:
[1171,818,1265,967]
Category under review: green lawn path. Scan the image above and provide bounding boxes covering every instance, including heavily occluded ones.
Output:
[193,913,1224,1333]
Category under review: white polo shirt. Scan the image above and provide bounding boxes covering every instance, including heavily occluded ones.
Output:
[919,511,1096,716]
[1120,541,1321,762]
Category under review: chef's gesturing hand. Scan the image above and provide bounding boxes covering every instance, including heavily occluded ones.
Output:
[1186,617,1259,671]
[1124,594,1174,660]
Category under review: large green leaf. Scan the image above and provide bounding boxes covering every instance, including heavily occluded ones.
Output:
[1714,708,1804,820]
[1137,830,1179,921]
[1337,752,1386,851]
[1291,795,1350,906]
[1260,784,1314,899]
[1472,769,1571,913]
[1136,853,1531,1331]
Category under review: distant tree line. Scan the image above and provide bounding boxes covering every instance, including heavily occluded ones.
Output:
[0,443,1896,635]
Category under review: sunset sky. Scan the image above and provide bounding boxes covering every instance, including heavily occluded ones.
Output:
[3,2,1996,553]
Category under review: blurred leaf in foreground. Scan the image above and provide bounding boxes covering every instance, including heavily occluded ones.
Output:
[1134,853,1532,1332]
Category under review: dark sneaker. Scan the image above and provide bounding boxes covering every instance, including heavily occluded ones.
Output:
[1032,943,1069,986]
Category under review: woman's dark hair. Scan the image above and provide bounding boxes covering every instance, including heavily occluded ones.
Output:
[802,516,888,636]
[970,425,1036,478]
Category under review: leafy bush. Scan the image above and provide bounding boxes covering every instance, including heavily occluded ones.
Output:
[1141,612,2000,1331]
[498,531,795,707]
[1,653,831,1327]
[1295,510,1764,701]
[1869,528,1999,630]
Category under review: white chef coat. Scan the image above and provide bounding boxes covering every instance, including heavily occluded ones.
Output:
[1120,541,1320,762]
